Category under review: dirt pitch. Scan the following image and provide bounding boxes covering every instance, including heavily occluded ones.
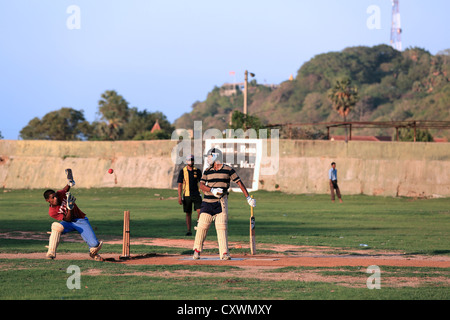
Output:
[1,232,450,288]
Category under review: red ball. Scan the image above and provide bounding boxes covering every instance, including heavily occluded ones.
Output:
[108,169,114,174]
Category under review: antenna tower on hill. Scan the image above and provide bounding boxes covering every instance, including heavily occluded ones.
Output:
[390,0,402,51]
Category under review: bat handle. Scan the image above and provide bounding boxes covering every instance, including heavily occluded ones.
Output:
[250,195,254,217]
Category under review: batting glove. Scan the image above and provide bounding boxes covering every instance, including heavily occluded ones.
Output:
[211,188,224,198]
[66,192,76,210]
[68,179,76,187]
[246,196,256,207]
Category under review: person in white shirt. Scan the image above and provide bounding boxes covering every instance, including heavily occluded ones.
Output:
[328,162,343,203]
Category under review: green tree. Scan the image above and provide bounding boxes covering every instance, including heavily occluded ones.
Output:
[96,90,130,140]
[327,78,359,141]
[229,110,264,132]
[89,121,119,141]
[327,78,359,121]
[124,109,174,140]
[398,128,434,142]
[20,108,90,140]
[133,129,171,140]
[94,90,174,140]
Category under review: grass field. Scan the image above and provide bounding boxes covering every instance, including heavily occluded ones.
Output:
[0,188,449,302]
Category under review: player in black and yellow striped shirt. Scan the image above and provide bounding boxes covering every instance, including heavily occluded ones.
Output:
[177,155,202,236]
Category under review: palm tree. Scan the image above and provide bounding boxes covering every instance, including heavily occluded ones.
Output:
[327,78,359,141]
[97,90,130,140]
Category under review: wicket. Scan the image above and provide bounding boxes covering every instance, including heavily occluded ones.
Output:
[120,210,130,259]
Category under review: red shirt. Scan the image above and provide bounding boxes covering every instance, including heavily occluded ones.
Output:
[48,189,86,221]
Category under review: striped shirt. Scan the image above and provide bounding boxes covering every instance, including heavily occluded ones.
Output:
[201,164,241,203]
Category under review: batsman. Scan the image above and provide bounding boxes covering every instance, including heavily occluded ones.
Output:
[43,169,103,261]
[193,148,256,260]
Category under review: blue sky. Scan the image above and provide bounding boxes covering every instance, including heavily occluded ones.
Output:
[0,0,449,139]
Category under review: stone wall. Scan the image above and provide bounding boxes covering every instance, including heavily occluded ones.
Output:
[258,140,450,197]
[0,139,449,197]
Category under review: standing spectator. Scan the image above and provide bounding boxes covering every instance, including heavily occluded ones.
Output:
[329,162,343,203]
[177,155,202,236]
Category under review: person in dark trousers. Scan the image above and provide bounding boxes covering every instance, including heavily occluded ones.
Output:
[177,155,202,236]
[329,162,343,203]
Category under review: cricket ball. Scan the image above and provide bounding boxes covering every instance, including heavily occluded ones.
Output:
[108,169,114,174]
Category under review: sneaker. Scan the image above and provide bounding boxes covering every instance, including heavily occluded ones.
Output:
[46,253,55,260]
[89,241,103,258]
[193,249,200,260]
[91,254,104,261]
[221,253,231,260]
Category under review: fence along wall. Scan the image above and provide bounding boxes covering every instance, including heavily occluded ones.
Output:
[0,139,449,197]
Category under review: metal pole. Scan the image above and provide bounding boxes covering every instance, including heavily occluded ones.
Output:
[413,121,416,142]
[244,70,248,115]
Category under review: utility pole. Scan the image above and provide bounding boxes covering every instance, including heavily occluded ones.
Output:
[243,70,255,115]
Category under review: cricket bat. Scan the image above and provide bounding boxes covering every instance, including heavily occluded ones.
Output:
[250,196,256,255]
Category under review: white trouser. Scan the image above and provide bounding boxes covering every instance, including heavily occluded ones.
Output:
[193,197,228,257]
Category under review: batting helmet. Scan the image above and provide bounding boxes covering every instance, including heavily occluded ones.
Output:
[205,147,223,165]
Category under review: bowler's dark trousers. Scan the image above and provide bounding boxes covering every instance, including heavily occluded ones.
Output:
[329,180,342,201]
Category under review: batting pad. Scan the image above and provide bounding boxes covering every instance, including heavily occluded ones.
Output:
[47,222,64,258]
[216,199,229,257]
[193,213,214,252]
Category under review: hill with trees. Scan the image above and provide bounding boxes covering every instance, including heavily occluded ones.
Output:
[16,44,449,141]
[174,44,450,139]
